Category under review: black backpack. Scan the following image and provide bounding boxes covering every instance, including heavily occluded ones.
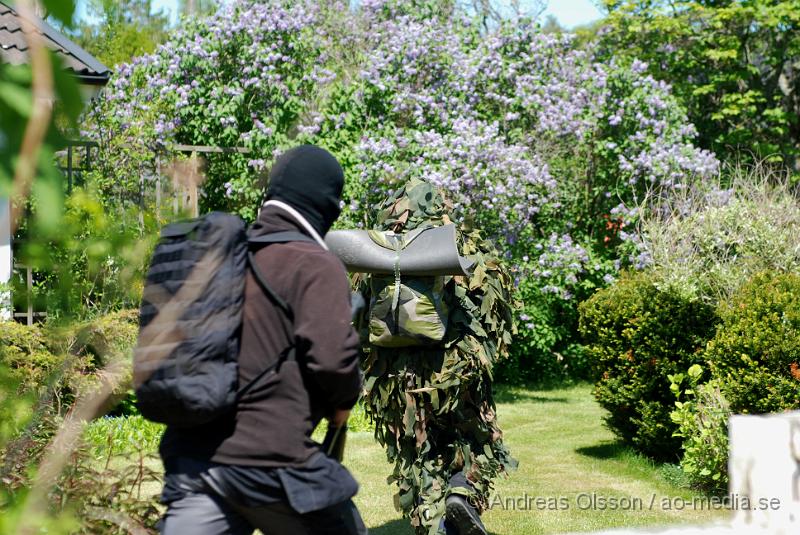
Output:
[133,211,315,428]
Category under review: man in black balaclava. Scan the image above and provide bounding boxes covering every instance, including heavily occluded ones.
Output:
[159,145,366,535]
[263,144,344,236]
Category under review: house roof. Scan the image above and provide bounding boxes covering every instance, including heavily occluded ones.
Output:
[0,1,110,85]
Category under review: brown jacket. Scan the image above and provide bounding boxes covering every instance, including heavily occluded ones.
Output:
[159,207,361,467]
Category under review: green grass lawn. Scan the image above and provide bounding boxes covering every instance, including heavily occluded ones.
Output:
[87,383,727,534]
[343,383,727,535]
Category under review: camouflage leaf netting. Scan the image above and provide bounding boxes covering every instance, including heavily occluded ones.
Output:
[356,178,518,534]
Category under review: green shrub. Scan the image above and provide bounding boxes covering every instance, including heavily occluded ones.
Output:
[69,309,139,364]
[669,365,730,494]
[1,311,142,499]
[61,310,139,413]
[83,415,165,461]
[0,311,139,415]
[39,416,165,533]
[579,271,718,460]
[56,444,163,534]
[0,322,60,395]
[496,277,594,386]
[1,372,163,535]
[705,271,800,415]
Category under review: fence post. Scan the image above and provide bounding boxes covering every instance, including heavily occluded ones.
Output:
[85,142,92,175]
[189,152,199,218]
[173,169,180,215]
[26,265,32,326]
[67,144,73,194]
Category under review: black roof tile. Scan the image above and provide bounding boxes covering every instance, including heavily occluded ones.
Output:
[0,0,110,84]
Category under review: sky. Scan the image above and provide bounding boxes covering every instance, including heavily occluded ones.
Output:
[77,0,605,29]
[541,0,604,29]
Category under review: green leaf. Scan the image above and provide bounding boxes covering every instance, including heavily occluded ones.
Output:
[31,186,62,232]
[429,389,439,411]
[0,81,32,116]
[40,0,75,28]
[687,364,703,380]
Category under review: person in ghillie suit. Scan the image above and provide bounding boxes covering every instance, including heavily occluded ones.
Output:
[356,178,518,535]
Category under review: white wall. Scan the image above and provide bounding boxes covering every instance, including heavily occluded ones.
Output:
[0,196,11,320]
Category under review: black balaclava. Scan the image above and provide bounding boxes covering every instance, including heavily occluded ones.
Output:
[265,145,344,236]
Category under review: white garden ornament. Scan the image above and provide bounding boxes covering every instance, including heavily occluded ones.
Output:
[567,411,800,535]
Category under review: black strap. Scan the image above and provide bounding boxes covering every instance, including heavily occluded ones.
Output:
[238,231,321,399]
[248,231,317,246]
[236,345,296,401]
[246,230,322,318]
[248,251,293,320]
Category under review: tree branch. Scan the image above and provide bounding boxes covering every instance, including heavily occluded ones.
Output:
[10,0,54,235]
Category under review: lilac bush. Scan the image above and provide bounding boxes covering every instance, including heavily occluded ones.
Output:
[85,0,330,219]
[355,119,557,241]
[329,1,718,381]
[332,5,717,267]
[85,0,720,380]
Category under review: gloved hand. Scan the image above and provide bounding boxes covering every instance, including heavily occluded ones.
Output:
[322,420,348,462]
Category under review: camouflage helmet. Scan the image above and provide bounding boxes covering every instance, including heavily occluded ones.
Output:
[375,178,448,232]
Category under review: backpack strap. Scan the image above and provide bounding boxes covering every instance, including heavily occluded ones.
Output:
[248,252,293,320]
[248,231,317,247]
[246,230,320,318]
[238,231,322,400]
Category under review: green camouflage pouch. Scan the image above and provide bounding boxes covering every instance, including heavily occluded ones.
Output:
[367,229,449,347]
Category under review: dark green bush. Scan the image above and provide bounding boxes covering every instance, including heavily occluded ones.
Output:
[578,272,718,460]
[705,271,800,415]
[497,278,590,386]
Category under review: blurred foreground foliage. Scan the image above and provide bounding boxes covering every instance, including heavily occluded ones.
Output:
[13,188,158,319]
[0,0,162,531]
[2,0,800,531]
[0,312,162,533]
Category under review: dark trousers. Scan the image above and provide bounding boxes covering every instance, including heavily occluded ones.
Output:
[159,491,367,535]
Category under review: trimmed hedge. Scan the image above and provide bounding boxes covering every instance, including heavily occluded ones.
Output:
[579,272,718,460]
[705,271,800,415]
[0,311,139,409]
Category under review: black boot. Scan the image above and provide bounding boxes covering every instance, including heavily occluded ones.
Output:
[445,494,487,535]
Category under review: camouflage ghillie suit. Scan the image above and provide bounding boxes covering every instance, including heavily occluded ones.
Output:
[357,179,518,534]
